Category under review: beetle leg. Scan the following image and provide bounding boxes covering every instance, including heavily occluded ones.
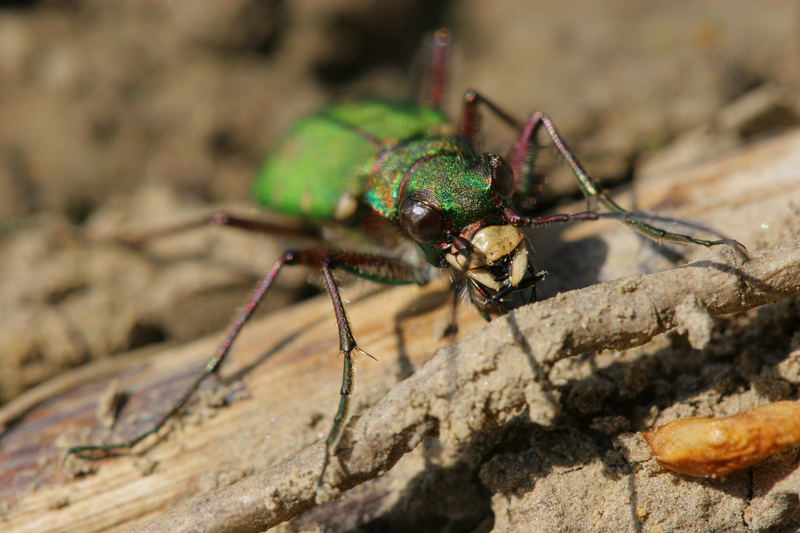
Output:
[458,89,522,147]
[326,251,427,286]
[317,257,357,485]
[67,246,427,484]
[100,210,319,249]
[309,250,427,484]
[510,112,746,255]
[411,29,452,110]
[458,90,546,210]
[504,208,601,227]
[67,250,301,457]
[427,29,451,111]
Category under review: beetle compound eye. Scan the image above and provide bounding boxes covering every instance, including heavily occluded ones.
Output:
[487,154,514,198]
[400,199,444,243]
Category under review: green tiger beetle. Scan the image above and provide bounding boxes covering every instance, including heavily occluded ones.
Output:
[67,30,744,483]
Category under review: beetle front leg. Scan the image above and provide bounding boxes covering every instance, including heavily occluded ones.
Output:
[509,112,746,254]
[318,258,358,485]
[314,250,427,484]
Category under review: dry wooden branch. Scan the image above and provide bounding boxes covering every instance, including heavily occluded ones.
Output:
[127,237,800,533]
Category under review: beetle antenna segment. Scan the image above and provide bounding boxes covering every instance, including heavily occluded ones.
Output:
[448,233,475,269]
[449,233,473,256]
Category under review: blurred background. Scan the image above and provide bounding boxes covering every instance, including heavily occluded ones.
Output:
[1,0,799,405]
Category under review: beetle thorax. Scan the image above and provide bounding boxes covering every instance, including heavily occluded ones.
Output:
[365,137,497,228]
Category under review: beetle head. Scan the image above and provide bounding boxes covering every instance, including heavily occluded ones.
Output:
[397,152,537,309]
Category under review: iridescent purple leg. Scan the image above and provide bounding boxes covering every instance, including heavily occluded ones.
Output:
[504,209,600,226]
[507,112,745,253]
[427,29,451,111]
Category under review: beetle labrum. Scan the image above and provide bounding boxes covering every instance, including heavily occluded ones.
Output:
[67,30,742,482]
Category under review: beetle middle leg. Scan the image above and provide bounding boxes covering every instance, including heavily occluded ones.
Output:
[67,246,425,482]
[102,210,319,248]
[306,250,426,484]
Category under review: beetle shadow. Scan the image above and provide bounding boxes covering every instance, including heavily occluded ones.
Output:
[295,228,789,530]
[392,286,455,381]
[532,235,610,299]
[81,323,314,455]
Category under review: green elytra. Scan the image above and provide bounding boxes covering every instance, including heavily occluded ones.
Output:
[255,100,446,218]
[66,30,744,486]
[254,99,501,231]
